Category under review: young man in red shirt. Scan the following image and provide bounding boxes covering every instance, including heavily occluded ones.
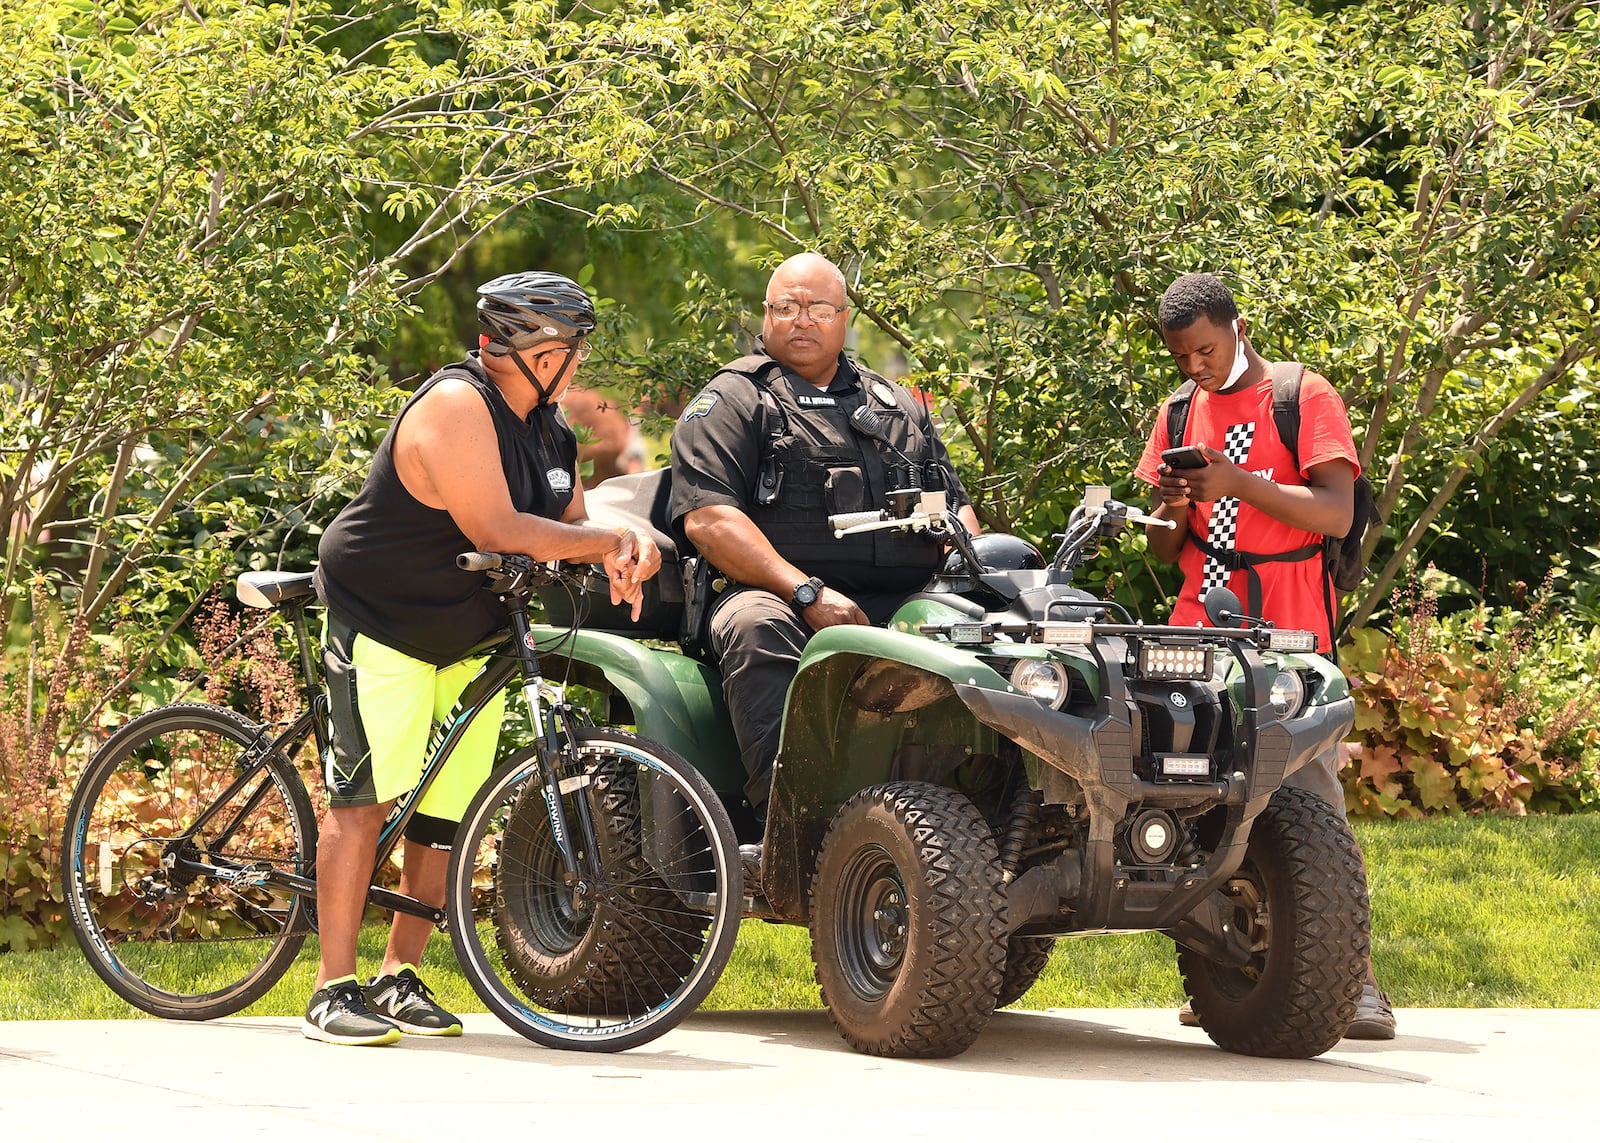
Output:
[1134,271,1395,1040]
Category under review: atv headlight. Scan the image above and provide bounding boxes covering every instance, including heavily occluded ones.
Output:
[1265,629,1318,653]
[1012,660,1069,708]
[1267,669,1306,721]
[1136,642,1213,681]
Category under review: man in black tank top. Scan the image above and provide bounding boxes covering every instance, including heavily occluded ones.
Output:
[670,253,980,876]
[302,272,661,1046]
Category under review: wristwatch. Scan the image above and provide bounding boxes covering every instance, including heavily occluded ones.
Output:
[791,576,825,611]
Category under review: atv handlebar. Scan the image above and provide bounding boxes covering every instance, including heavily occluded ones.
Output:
[829,509,898,536]
[1084,502,1175,532]
[829,490,953,539]
[829,490,1176,583]
[1047,498,1172,577]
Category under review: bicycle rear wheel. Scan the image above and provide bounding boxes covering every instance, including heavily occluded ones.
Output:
[61,703,317,1019]
[448,727,741,1052]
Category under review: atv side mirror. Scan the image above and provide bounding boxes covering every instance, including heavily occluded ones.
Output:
[1203,586,1247,628]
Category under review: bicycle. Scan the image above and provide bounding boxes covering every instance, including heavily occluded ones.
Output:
[60,552,742,1052]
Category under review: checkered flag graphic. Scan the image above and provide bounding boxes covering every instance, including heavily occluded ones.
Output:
[1200,421,1257,595]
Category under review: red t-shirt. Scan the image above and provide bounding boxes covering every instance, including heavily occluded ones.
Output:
[1134,368,1360,651]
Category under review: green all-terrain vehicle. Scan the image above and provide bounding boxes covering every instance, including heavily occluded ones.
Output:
[524,467,1370,1060]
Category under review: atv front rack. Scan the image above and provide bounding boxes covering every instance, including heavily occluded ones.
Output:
[920,618,1318,653]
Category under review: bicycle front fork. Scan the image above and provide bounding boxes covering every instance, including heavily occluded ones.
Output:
[509,609,609,906]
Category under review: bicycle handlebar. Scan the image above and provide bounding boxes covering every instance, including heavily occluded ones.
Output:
[457,551,503,572]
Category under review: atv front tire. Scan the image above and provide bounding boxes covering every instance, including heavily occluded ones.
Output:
[809,781,1007,1058]
[1176,785,1369,1058]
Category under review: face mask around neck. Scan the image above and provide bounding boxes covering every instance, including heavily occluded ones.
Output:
[1217,319,1248,392]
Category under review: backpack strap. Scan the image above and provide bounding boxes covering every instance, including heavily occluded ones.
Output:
[1187,533,1324,619]
[1269,361,1306,468]
[1268,360,1342,658]
[1165,379,1197,448]
[1267,355,1344,659]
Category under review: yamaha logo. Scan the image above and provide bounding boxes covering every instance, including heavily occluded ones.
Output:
[1170,692,1189,708]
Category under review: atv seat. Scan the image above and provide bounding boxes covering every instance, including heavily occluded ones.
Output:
[539,468,687,639]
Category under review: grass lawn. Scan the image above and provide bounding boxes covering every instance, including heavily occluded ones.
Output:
[4,814,1597,1020]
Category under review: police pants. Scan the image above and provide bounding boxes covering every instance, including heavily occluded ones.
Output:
[708,584,912,816]
[1283,742,1347,813]
[707,587,810,817]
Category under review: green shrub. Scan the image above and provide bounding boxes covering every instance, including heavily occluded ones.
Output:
[1,590,310,951]
[1342,573,1600,819]
[1,588,91,951]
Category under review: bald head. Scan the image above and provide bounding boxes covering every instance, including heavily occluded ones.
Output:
[768,253,846,299]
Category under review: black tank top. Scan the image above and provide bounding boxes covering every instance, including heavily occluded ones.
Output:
[313,356,577,665]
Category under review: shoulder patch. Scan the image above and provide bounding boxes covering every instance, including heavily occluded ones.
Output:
[681,391,720,421]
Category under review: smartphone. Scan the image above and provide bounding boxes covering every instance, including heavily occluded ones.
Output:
[1161,445,1209,470]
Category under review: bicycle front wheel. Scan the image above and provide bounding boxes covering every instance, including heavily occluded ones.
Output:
[61,703,317,1019]
[448,728,741,1052]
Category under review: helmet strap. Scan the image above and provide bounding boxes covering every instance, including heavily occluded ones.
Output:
[507,343,575,406]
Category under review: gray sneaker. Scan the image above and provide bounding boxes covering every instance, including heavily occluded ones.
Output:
[302,978,402,1046]
[365,966,463,1037]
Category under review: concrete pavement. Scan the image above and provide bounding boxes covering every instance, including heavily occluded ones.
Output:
[2,1007,1593,1141]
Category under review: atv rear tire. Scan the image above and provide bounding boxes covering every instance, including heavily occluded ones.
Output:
[996,936,1057,1009]
[809,781,1006,1058]
[1176,785,1369,1058]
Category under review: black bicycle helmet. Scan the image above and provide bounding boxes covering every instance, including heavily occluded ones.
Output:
[476,271,596,354]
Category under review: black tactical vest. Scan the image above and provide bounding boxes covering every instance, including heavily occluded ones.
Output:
[714,354,951,597]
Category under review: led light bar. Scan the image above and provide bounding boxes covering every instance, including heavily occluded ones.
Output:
[1266,629,1318,653]
[947,622,992,644]
[1159,754,1211,778]
[1038,622,1093,646]
[1137,643,1213,680]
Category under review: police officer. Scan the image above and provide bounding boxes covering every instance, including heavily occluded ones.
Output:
[669,253,981,874]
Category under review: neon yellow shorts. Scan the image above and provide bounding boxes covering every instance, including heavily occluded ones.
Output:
[321,616,505,827]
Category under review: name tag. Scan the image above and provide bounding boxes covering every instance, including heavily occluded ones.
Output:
[796,394,838,407]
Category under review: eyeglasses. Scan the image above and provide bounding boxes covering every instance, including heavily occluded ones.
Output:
[764,300,846,324]
[534,340,591,363]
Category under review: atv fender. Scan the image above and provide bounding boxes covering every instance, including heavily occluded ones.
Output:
[762,625,1014,915]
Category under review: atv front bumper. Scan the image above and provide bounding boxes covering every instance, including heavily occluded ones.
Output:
[955,683,1354,935]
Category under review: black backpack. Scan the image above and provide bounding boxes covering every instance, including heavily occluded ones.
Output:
[1164,362,1383,638]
